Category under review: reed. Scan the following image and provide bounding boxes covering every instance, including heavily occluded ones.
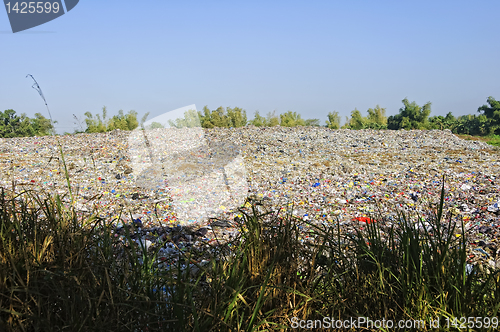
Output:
[1,180,498,331]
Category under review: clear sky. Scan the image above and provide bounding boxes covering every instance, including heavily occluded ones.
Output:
[1,1,499,133]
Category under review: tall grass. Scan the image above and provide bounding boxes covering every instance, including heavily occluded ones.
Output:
[457,133,500,147]
[485,134,500,147]
[1,179,499,331]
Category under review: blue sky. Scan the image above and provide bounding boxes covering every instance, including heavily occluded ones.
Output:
[1,1,499,133]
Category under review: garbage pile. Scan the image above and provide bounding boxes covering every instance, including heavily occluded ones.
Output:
[0,127,498,268]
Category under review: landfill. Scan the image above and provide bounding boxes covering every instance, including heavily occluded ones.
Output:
[0,127,499,269]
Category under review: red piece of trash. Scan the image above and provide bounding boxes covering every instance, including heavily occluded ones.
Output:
[354,217,376,224]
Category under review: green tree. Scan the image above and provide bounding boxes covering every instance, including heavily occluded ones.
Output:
[0,109,21,137]
[220,110,230,127]
[454,115,472,135]
[0,109,54,137]
[84,107,141,132]
[428,115,445,130]
[227,107,248,127]
[428,113,458,131]
[148,122,165,129]
[280,111,305,127]
[457,114,490,136]
[112,110,129,130]
[106,118,116,131]
[349,108,366,129]
[199,106,230,128]
[265,111,280,126]
[198,106,214,128]
[477,96,500,135]
[249,111,266,127]
[126,110,139,130]
[304,118,320,126]
[387,98,431,130]
[168,109,201,128]
[366,105,387,129]
[326,111,341,129]
[96,114,106,132]
[439,112,457,131]
[444,112,456,125]
[341,116,350,129]
[197,106,248,128]
[17,114,35,137]
[210,107,224,127]
[84,111,98,133]
[84,107,106,133]
[31,113,54,135]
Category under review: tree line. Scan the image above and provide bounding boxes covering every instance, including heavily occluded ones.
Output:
[154,96,500,136]
[79,107,147,133]
[148,107,322,130]
[2,96,499,138]
[0,109,55,138]
[328,96,500,136]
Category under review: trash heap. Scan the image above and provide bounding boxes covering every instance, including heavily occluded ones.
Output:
[0,127,498,269]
